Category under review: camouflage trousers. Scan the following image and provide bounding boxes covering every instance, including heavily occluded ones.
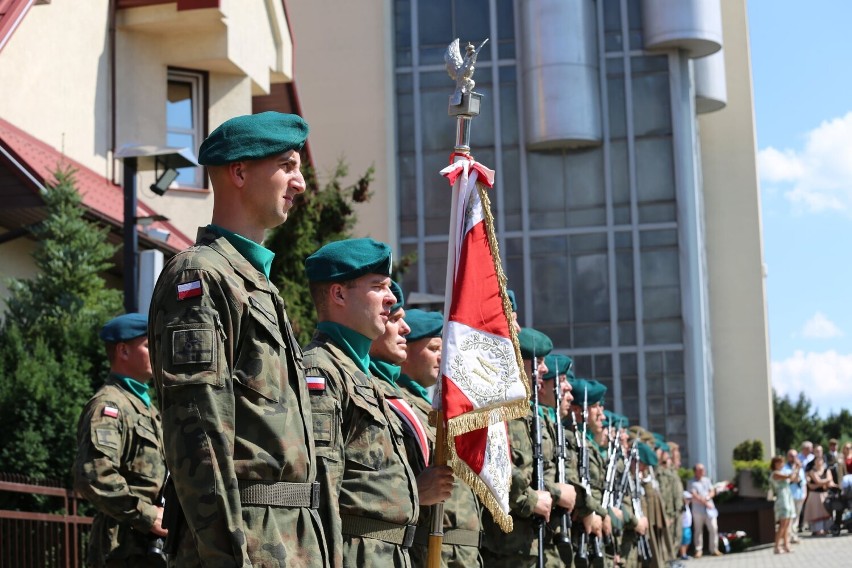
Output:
[481,546,563,568]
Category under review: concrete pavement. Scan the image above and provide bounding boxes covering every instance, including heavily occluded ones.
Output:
[687,531,852,567]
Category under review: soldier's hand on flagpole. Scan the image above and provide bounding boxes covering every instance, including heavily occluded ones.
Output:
[417,465,455,506]
[556,483,576,510]
[533,490,553,521]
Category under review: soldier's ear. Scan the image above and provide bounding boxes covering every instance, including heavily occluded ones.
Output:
[228,161,248,188]
[329,282,347,307]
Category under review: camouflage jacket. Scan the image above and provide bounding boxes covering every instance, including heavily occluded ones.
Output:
[394,380,483,568]
[148,227,326,567]
[564,419,607,519]
[303,332,419,568]
[73,374,166,565]
[481,411,561,557]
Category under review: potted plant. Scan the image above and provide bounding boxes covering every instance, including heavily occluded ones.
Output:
[732,440,770,499]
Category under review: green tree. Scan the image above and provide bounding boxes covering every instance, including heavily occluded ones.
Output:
[773,390,824,453]
[0,168,122,486]
[266,160,373,345]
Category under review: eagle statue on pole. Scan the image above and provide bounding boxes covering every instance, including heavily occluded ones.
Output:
[445,38,489,106]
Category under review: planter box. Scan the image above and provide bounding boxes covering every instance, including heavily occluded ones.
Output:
[736,470,770,499]
[717,498,775,545]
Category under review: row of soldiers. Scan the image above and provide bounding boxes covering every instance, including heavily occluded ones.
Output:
[73,112,689,568]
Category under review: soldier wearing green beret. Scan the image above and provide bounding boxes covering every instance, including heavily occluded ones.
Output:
[149,112,328,566]
[302,239,420,567]
[481,328,564,567]
[74,314,168,567]
[370,297,483,568]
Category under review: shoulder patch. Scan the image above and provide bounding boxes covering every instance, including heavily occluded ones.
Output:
[102,406,119,418]
[306,376,326,393]
[177,279,203,300]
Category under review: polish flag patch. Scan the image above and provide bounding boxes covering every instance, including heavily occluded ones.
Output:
[102,406,119,418]
[306,376,326,393]
[177,280,203,301]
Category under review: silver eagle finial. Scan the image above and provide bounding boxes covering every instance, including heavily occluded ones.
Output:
[445,38,489,106]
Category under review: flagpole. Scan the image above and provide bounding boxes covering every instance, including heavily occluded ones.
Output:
[427,38,487,568]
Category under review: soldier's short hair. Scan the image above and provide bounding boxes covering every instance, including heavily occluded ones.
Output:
[309,279,357,317]
[104,342,118,364]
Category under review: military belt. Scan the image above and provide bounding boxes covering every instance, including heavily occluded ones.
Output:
[341,515,417,548]
[237,480,320,509]
[413,525,481,547]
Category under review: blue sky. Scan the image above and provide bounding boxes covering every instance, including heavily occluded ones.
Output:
[748,0,852,417]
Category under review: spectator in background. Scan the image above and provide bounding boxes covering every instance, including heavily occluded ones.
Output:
[797,442,814,533]
[770,455,798,554]
[688,463,722,558]
[783,449,806,543]
[841,443,852,477]
[679,491,693,561]
[804,455,836,536]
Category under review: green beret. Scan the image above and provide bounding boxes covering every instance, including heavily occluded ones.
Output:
[570,378,606,406]
[543,354,573,380]
[305,238,393,282]
[517,327,552,360]
[198,111,309,166]
[603,410,629,429]
[99,313,148,343]
[637,442,659,467]
[507,289,518,312]
[405,309,443,342]
[390,280,404,313]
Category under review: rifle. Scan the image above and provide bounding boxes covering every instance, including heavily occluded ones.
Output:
[552,373,572,549]
[628,454,653,563]
[530,356,545,568]
[600,426,620,552]
[577,387,603,560]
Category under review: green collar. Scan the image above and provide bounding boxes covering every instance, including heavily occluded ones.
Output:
[369,359,401,388]
[531,402,556,423]
[113,374,151,408]
[398,373,433,404]
[208,224,274,280]
[317,321,372,374]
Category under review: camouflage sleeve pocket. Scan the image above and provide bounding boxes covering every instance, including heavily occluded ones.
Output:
[160,307,228,388]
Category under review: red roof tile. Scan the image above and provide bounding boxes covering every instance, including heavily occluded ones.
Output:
[0,118,194,251]
[0,0,33,54]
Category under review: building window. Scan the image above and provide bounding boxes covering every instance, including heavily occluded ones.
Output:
[167,69,205,188]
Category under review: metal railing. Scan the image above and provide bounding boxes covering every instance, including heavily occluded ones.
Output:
[0,473,92,568]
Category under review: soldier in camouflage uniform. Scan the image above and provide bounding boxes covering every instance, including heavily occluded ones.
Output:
[148,112,328,567]
[74,314,168,567]
[656,443,681,563]
[481,328,569,568]
[303,239,420,567]
[397,308,484,567]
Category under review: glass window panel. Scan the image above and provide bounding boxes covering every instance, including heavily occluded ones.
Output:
[643,287,681,319]
[400,242,419,296]
[396,90,415,152]
[644,320,682,344]
[665,351,684,374]
[565,147,605,228]
[424,241,449,294]
[622,397,640,422]
[398,153,417,237]
[423,151,454,234]
[641,247,679,288]
[635,137,675,203]
[454,0,490,44]
[610,140,629,210]
[640,229,677,247]
[620,352,637,375]
[632,56,668,73]
[418,0,452,46]
[539,325,571,348]
[621,377,638,398]
[167,82,193,129]
[645,351,663,374]
[648,396,665,416]
[665,375,685,395]
[573,355,593,378]
[603,0,621,32]
[499,80,518,145]
[497,0,515,41]
[396,50,412,67]
[569,251,609,323]
[573,324,610,348]
[666,415,687,437]
[607,75,626,139]
[594,354,613,377]
[618,322,636,345]
[498,41,516,59]
[528,151,566,224]
[419,46,449,65]
[632,70,672,137]
[420,89,457,151]
[647,377,664,396]
[531,252,569,326]
[616,250,634,320]
[501,148,522,231]
[395,0,411,49]
[504,238,525,318]
[626,1,643,49]
[638,202,676,223]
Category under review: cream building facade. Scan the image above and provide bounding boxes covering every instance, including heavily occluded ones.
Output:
[289,0,772,480]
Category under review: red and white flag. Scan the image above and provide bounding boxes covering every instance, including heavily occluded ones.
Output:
[436,153,529,532]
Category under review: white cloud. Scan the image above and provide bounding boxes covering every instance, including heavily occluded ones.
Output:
[758,111,852,213]
[801,312,844,339]
[772,350,852,416]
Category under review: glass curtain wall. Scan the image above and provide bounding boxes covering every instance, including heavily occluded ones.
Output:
[394,0,691,459]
